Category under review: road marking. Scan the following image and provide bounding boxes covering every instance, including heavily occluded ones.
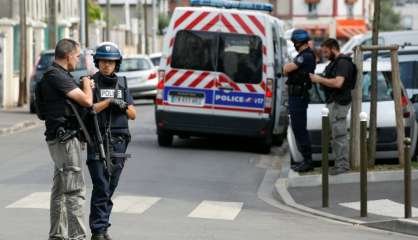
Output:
[188,200,243,220]
[6,192,50,209]
[112,195,161,214]
[340,199,418,218]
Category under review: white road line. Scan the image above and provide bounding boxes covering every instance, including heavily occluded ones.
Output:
[340,199,418,218]
[112,196,161,214]
[6,192,50,209]
[188,200,243,220]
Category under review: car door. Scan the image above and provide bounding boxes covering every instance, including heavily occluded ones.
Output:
[163,9,221,115]
[214,12,267,117]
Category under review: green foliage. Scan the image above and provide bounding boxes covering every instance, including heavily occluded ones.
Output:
[158,14,170,35]
[88,0,103,23]
[379,0,402,31]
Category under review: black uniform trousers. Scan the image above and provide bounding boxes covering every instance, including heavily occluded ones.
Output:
[288,95,312,162]
[87,135,128,234]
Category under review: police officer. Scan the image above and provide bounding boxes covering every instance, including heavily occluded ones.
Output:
[283,29,316,172]
[40,39,93,240]
[310,38,356,175]
[87,42,136,240]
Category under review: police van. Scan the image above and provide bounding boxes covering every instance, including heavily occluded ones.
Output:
[155,0,289,152]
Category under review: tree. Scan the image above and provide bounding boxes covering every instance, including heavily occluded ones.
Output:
[158,14,170,35]
[88,0,103,23]
[379,0,402,31]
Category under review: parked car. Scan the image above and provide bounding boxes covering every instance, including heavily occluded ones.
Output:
[29,49,95,113]
[288,59,418,162]
[341,30,418,56]
[118,55,158,99]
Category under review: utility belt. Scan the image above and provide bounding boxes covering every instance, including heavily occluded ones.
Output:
[55,126,79,143]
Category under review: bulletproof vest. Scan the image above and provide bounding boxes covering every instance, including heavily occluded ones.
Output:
[323,55,354,105]
[92,72,129,135]
[37,67,78,127]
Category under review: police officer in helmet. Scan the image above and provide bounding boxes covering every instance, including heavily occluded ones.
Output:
[87,42,136,240]
[283,29,316,172]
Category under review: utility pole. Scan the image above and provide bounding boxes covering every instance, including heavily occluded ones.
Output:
[80,0,86,48]
[85,0,89,48]
[106,0,110,41]
[137,0,143,54]
[368,0,380,167]
[48,0,57,49]
[144,0,149,54]
[18,0,27,106]
[152,0,157,53]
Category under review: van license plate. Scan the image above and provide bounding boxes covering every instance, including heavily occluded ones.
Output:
[168,91,205,106]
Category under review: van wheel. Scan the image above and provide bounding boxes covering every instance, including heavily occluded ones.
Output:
[258,135,272,154]
[272,132,287,146]
[158,132,173,147]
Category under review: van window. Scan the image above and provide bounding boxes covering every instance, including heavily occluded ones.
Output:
[218,33,262,84]
[171,30,263,84]
[171,30,217,71]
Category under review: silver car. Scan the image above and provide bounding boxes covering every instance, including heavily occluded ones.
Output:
[118,55,158,99]
[288,59,418,162]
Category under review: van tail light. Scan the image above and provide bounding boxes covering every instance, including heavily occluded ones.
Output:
[401,95,410,118]
[148,71,157,80]
[264,78,274,114]
[156,70,165,105]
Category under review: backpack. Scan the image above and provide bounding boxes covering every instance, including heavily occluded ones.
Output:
[331,55,358,90]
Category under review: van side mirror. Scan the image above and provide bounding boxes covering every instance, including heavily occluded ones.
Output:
[410,94,418,103]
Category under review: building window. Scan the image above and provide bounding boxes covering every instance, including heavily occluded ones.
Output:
[308,3,318,16]
[347,4,354,18]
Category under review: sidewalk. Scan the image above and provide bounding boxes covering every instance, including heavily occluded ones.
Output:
[0,106,42,136]
[273,151,418,236]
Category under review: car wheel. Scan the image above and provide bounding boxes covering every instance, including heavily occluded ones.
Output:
[158,132,173,147]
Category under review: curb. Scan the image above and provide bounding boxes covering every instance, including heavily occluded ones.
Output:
[0,120,41,136]
[273,151,418,236]
[363,219,418,236]
[288,169,418,188]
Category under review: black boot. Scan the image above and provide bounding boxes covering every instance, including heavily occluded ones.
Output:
[91,234,106,240]
[294,161,314,173]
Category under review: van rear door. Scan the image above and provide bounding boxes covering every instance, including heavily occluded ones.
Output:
[213,12,268,117]
[162,9,221,115]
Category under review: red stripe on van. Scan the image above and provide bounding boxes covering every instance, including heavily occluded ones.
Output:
[189,72,210,88]
[263,46,267,56]
[248,15,265,36]
[185,12,210,30]
[174,11,193,30]
[166,56,172,65]
[173,71,194,86]
[231,14,253,35]
[245,84,257,93]
[169,38,175,48]
[263,64,267,73]
[165,69,178,82]
[201,15,219,31]
[221,15,237,33]
[204,80,215,89]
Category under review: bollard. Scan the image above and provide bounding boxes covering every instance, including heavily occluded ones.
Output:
[360,112,368,217]
[404,138,412,218]
[321,108,330,208]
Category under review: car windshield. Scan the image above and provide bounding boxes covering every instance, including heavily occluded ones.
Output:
[150,57,161,67]
[309,71,393,103]
[37,53,87,71]
[171,30,263,84]
[119,58,152,72]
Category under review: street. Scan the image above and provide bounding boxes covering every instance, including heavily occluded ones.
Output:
[0,103,413,239]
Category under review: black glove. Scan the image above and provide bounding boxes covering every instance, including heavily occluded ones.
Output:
[110,98,128,112]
